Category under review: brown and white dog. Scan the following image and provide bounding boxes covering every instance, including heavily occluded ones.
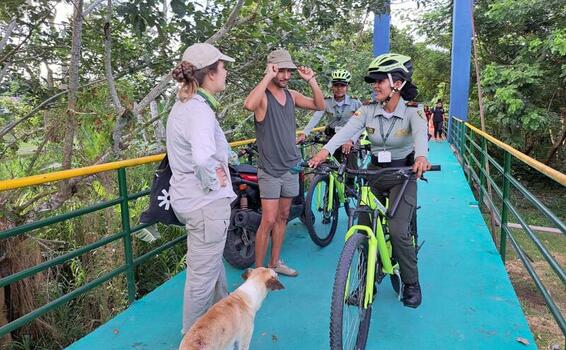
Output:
[179,267,285,350]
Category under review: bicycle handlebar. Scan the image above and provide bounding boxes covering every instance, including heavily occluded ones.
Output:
[301,161,441,177]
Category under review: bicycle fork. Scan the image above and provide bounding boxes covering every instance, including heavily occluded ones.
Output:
[316,173,346,212]
[344,217,394,309]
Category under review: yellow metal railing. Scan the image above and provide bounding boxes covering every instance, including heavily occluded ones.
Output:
[464,122,566,186]
[0,127,325,191]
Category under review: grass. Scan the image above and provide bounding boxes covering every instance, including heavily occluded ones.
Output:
[476,182,565,350]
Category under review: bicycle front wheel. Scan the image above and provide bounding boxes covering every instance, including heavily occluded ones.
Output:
[305,174,339,247]
[330,232,372,350]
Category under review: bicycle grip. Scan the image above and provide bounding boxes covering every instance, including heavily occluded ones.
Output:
[430,165,441,171]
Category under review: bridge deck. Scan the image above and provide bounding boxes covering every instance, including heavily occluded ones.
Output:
[67,142,536,350]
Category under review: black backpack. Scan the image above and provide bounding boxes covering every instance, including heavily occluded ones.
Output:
[139,155,183,226]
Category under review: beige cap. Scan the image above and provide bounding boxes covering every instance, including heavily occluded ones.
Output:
[181,43,234,70]
[267,49,297,69]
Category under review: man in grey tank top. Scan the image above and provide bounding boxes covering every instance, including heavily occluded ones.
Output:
[244,49,325,276]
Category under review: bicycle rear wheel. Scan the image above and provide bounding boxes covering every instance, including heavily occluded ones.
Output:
[330,232,372,350]
[305,174,339,247]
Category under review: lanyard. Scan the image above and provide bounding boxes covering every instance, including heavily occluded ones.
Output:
[377,115,398,148]
[197,88,220,112]
[336,103,347,119]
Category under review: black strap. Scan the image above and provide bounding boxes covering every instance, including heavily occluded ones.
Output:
[377,115,398,147]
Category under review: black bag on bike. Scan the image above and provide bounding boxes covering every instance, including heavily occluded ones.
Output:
[139,155,183,226]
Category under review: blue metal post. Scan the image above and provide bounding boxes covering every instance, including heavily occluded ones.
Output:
[448,0,473,141]
[373,4,390,56]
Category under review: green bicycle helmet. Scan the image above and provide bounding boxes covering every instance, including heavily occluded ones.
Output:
[331,69,352,84]
[364,53,413,83]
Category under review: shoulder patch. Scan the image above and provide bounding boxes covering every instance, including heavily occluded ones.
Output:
[352,110,362,118]
[405,101,419,108]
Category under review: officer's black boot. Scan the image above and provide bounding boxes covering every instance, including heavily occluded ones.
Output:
[402,282,422,308]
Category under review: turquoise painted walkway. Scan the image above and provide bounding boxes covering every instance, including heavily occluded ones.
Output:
[67,142,536,350]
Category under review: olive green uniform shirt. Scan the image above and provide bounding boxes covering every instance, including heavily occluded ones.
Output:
[303,95,363,142]
[323,98,428,160]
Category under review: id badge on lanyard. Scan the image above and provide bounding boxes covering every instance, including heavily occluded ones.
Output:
[377,150,391,163]
[377,115,397,164]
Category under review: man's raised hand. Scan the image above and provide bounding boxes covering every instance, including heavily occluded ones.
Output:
[297,66,315,82]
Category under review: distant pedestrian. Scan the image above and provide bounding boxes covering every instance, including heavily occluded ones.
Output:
[424,105,433,140]
[431,100,445,140]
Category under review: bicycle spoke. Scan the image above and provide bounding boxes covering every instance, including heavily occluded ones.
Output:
[342,246,367,349]
[309,178,336,237]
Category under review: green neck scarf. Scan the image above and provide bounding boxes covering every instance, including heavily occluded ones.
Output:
[197,88,220,112]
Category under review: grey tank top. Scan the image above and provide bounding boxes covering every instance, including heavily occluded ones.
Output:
[255,89,300,177]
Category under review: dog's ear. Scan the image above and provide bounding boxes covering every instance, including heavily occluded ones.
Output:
[241,268,253,280]
[266,277,285,291]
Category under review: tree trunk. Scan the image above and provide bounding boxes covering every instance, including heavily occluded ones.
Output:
[0,64,9,85]
[0,285,11,346]
[545,115,566,164]
[150,100,165,149]
[104,0,124,116]
[62,0,84,171]
[133,102,149,144]
[0,19,17,55]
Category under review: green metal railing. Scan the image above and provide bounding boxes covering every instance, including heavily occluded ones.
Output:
[0,127,327,340]
[0,163,181,337]
[448,117,566,340]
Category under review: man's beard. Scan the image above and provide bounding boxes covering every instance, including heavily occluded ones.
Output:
[272,78,288,88]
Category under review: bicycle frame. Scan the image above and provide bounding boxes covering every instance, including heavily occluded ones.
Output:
[343,184,395,309]
[316,170,346,212]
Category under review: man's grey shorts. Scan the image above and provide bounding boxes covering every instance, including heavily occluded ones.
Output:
[258,168,299,199]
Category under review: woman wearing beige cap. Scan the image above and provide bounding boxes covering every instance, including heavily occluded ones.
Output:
[166,43,237,334]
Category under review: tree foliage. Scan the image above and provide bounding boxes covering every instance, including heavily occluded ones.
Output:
[0,0,405,347]
[2,0,562,347]
[415,0,566,168]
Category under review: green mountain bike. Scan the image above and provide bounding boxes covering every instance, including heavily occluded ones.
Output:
[313,162,440,350]
[304,139,371,247]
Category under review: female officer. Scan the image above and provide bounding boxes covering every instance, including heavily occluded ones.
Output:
[301,68,364,183]
[308,53,431,308]
[167,43,237,333]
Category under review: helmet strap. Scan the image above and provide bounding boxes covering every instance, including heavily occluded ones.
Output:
[378,73,406,107]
